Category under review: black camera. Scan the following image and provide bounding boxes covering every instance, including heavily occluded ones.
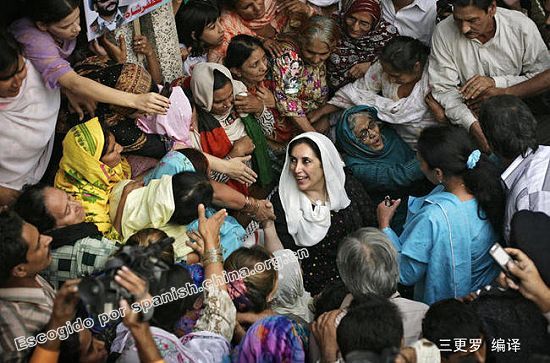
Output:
[78,237,174,316]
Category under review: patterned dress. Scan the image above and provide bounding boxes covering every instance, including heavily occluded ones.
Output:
[268,39,330,151]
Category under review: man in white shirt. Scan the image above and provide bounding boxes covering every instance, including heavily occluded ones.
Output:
[429,0,550,152]
[381,0,437,45]
[479,95,550,242]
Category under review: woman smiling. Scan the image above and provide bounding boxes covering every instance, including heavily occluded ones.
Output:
[263,132,375,295]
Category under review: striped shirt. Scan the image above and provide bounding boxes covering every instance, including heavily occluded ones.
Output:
[502,146,550,242]
[0,275,55,363]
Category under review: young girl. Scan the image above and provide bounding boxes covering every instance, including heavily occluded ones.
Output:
[10,0,169,119]
[175,0,225,75]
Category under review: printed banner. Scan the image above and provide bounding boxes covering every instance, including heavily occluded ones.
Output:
[84,0,170,41]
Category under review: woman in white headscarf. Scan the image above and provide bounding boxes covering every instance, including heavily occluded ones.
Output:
[262,132,376,295]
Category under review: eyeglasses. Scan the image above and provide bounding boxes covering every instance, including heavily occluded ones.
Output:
[357,121,380,140]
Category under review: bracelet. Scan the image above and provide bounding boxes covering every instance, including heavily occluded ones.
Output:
[202,252,224,267]
[202,247,222,261]
[242,196,260,216]
[204,247,222,256]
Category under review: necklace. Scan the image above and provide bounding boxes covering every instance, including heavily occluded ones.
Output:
[308,188,329,206]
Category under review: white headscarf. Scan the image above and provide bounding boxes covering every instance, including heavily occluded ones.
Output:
[190,62,248,142]
[271,249,314,322]
[279,132,351,247]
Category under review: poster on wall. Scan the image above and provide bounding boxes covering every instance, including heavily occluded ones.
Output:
[83,0,170,41]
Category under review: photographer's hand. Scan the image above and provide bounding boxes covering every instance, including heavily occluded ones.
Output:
[496,248,550,313]
[120,298,161,363]
[115,266,149,301]
[29,280,80,361]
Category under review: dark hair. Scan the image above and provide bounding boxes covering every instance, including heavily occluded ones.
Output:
[170,171,213,225]
[25,0,79,24]
[287,137,323,164]
[479,95,538,160]
[175,0,220,57]
[176,148,209,178]
[0,211,28,284]
[417,126,505,233]
[213,69,231,91]
[313,280,349,319]
[13,184,56,233]
[100,123,113,159]
[58,329,80,363]
[224,34,265,70]
[471,289,550,363]
[152,265,197,333]
[453,0,494,11]
[379,36,430,73]
[422,299,484,358]
[0,30,22,74]
[126,228,174,265]
[224,246,277,313]
[220,0,241,9]
[337,295,403,358]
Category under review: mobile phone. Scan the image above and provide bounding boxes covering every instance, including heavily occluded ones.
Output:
[160,82,172,98]
[489,243,519,283]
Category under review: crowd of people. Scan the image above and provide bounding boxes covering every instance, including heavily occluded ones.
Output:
[1,0,550,361]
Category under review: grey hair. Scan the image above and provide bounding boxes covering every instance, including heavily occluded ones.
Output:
[299,15,340,49]
[336,227,399,298]
[347,112,373,130]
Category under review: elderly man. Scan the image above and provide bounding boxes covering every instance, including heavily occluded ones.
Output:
[429,0,550,152]
[479,95,550,242]
[336,227,428,345]
[0,210,55,362]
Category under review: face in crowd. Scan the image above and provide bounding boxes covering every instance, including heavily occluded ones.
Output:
[0,55,27,98]
[289,142,326,194]
[453,1,497,41]
[198,19,224,48]
[345,11,374,39]
[234,0,266,21]
[37,6,81,40]
[350,113,384,151]
[232,46,269,85]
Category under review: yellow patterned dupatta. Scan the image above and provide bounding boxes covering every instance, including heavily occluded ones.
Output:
[55,118,131,240]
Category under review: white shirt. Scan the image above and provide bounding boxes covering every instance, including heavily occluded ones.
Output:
[429,7,550,129]
[501,146,550,242]
[381,0,437,45]
[0,60,59,190]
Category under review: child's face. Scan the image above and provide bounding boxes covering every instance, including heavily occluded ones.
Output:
[199,19,224,47]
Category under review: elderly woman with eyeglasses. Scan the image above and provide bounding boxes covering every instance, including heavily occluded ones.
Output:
[336,105,424,231]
